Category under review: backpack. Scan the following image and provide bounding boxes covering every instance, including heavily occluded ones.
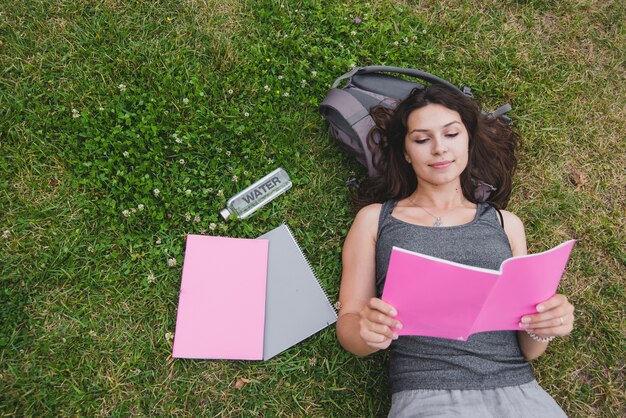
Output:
[319,66,512,183]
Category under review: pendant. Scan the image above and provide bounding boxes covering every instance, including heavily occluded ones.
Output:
[432,217,443,227]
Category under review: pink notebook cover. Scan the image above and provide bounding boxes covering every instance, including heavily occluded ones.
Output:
[172,235,269,360]
[381,240,575,341]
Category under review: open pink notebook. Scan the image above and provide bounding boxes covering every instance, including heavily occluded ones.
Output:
[381,240,575,341]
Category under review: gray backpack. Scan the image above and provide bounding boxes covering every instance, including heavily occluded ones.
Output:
[319,66,512,179]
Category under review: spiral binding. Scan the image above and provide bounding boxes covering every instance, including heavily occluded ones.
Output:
[282,223,338,315]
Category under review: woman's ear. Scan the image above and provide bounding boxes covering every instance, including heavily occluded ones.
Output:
[404,153,411,164]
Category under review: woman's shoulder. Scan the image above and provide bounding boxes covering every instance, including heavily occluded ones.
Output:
[355,203,384,224]
[499,209,527,256]
[500,209,524,229]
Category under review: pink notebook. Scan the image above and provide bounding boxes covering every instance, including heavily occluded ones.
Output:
[381,240,575,341]
[172,235,269,360]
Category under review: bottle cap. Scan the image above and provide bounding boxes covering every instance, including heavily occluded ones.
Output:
[219,208,231,220]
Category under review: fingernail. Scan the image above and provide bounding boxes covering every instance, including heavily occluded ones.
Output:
[389,309,397,316]
[522,317,531,323]
[536,305,545,312]
[392,333,399,340]
[519,322,528,328]
[395,322,403,330]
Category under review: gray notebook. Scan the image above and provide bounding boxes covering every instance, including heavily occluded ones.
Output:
[258,224,337,360]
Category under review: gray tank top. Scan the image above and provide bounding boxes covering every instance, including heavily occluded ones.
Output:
[376,200,535,392]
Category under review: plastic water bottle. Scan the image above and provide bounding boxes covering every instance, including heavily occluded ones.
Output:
[220,167,292,220]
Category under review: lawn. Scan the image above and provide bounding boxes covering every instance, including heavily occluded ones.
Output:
[1,0,624,416]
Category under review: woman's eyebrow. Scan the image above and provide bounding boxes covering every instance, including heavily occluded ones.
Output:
[409,120,461,133]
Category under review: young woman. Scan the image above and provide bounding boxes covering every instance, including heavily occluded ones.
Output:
[336,85,575,417]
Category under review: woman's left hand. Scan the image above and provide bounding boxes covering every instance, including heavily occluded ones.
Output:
[519,294,575,338]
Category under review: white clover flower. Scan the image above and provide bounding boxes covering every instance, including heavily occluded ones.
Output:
[311,70,317,77]
[351,30,357,36]
[278,75,283,80]
[167,258,177,267]
[217,189,224,198]
[243,170,249,176]
[71,109,80,118]
[264,85,271,92]
[301,79,307,85]
[117,84,127,91]
[185,189,192,196]
[130,207,137,213]
[122,209,131,218]
[182,97,189,104]
[228,89,234,95]
[283,92,290,97]
[147,272,156,283]
[123,151,129,157]
[232,175,238,182]
[226,150,231,157]
[179,159,185,165]
[393,40,399,46]
[185,213,191,222]
[155,238,162,245]
[2,230,10,239]
[199,228,207,234]
[349,63,356,69]
[137,204,144,211]
[153,189,160,196]
[404,37,409,43]
[165,332,174,341]
[244,112,250,117]
[98,107,105,111]
[194,216,201,223]
[209,222,217,231]
[87,246,94,253]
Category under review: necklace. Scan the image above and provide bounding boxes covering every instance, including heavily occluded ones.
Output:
[408,196,444,227]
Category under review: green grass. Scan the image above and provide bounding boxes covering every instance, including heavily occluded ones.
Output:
[1,0,624,416]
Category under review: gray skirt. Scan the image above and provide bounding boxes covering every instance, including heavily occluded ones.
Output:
[388,381,567,418]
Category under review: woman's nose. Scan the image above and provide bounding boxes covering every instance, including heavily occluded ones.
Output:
[431,136,448,155]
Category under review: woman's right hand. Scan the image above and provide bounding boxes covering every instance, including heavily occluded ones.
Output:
[359,297,403,350]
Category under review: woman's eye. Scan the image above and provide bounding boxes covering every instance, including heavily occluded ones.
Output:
[413,138,428,144]
[445,132,459,138]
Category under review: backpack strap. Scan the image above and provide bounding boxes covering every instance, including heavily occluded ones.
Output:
[319,88,378,176]
[332,66,467,95]
[320,88,369,127]
[488,103,513,125]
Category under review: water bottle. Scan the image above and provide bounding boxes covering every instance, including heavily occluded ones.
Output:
[220,167,292,220]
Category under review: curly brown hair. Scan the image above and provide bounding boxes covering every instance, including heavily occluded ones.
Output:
[353,85,520,210]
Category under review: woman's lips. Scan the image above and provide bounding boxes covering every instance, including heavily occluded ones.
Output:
[429,160,453,169]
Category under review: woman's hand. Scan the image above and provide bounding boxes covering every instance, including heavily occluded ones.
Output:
[519,294,575,338]
[359,298,403,350]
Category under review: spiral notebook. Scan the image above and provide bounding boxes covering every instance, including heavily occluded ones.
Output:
[258,224,337,360]
[172,224,336,360]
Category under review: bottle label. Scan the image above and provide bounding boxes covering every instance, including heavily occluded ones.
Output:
[241,176,283,204]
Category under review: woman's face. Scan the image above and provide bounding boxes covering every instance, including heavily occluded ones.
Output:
[403,103,469,187]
